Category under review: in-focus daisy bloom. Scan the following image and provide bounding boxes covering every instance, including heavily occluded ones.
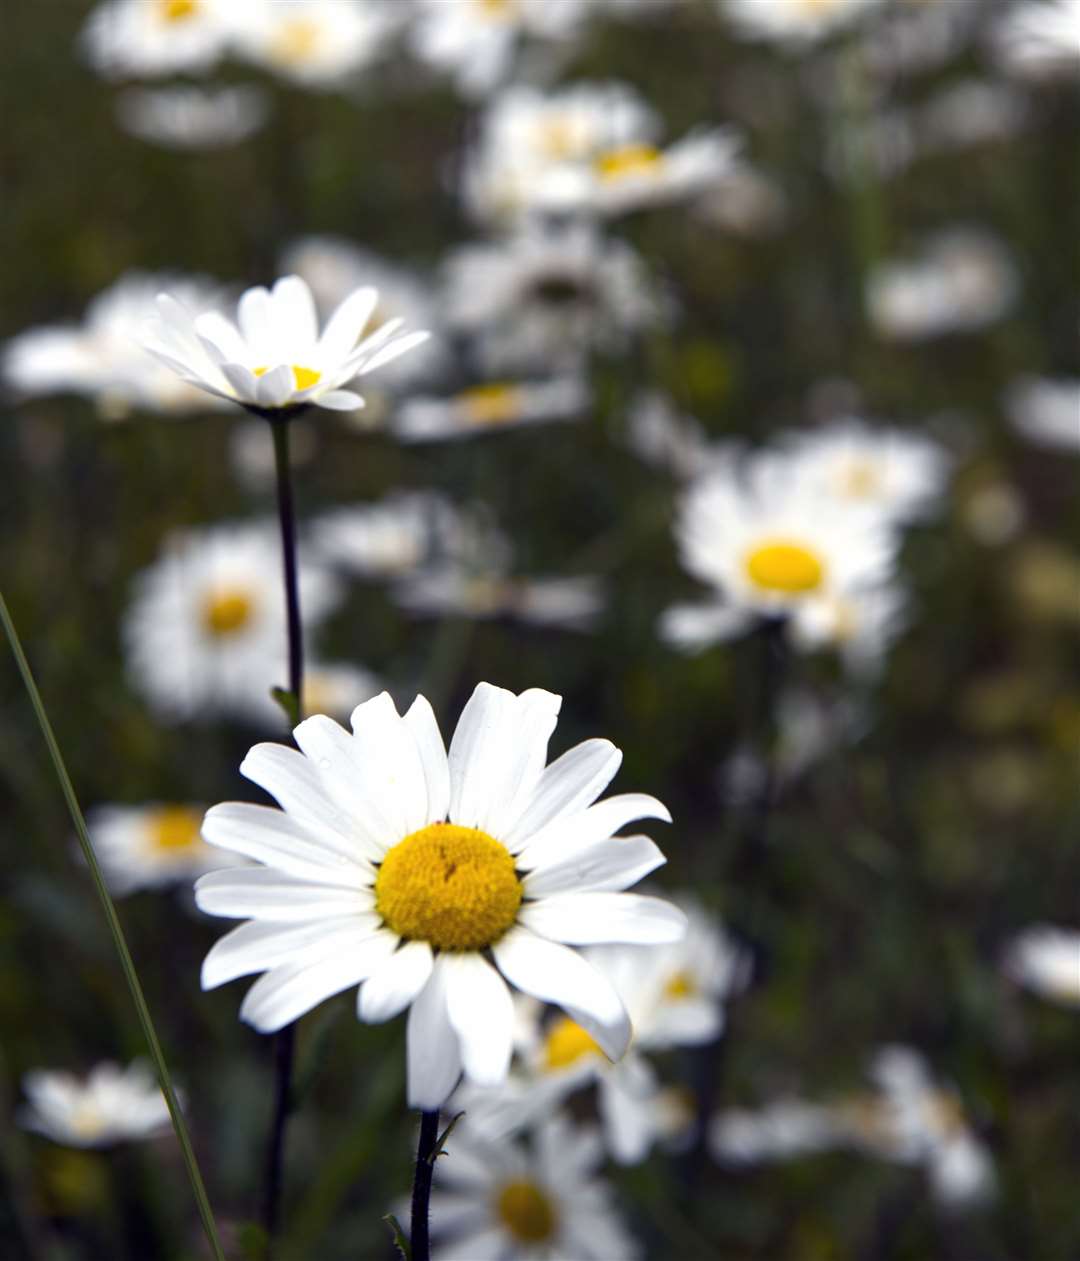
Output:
[124,520,340,725]
[20,1063,172,1149]
[393,377,587,442]
[195,683,684,1109]
[115,85,268,150]
[86,802,244,896]
[81,0,233,79]
[718,0,882,45]
[142,274,429,414]
[232,0,393,89]
[426,1115,641,1260]
[1006,376,1080,454]
[1002,924,1080,1007]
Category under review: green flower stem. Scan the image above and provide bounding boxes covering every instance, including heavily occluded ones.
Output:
[0,591,225,1261]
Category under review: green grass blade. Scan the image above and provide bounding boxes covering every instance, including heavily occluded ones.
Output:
[0,591,226,1261]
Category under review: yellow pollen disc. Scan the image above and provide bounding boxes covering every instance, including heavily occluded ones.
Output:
[147,806,203,853]
[253,365,322,392]
[663,969,698,999]
[460,384,524,426]
[543,1016,605,1071]
[271,18,322,65]
[595,144,664,182]
[744,540,825,595]
[539,118,579,161]
[375,823,522,952]
[202,589,254,637]
[160,0,199,23]
[837,459,882,498]
[477,0,515,16]
[495,1179,557,1244]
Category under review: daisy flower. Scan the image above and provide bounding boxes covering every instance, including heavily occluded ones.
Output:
[1006,376,1080,454]
[1002,924,1080,1007]
[123,520,341,725]
[426,1114,641,1260]
[115,85,269,151]
[312,492,473,580]
[195,683,684,1109]
[992,0,1080,81]
[86,802,244,896]
[710,1100,839,1164]
[624,393,716,481]
[718,0,883,46]
[142,274,429,414]
[393,378,588,442]
[661,453,897,654]
[80,0,233,79]
[20,1063,173,1149]
[395,571,605,633]
[232,0,393,90]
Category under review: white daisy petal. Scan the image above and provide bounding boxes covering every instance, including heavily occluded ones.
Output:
[240,743,364,857]
[313,389,365,411]
[318,285,378,363]
[448,682,515,829]
[442,953,514,1088]
[239,946,385,1033]
[407,961,463,1110]
[522,834,667,897]
[502,738,623,849]
[353,329,432,376]
[201,801,369,880]
[272,275,318,347]
[520,893,687,946]
[221,361,257,401]
[194,868,371,921]
[201,917,390,989]
[237,286,275,348]
[348,692,431,838]
[255,362,294,408]
[435,1228,506,1261]
[492,926,631,1061]
[404,694,451,825]
[358,940,434,1023]
[193,311,247,364]
[483,689,563,837]
[516,792,671,868]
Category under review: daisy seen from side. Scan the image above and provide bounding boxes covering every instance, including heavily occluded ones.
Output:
[20,1062,173,1149]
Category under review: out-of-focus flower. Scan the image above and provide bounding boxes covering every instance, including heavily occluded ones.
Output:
[143,274,429,413]
[409,0,587,98]
[661,453,897,655]
[20,1063,173,1149]
[115,85,269,149]
[393,377,588,442]
[866,229,1018,341]
[300,662,382,723]
[86,803,244,896]
[694,162,787,236]
[710,1100,839,1163]
[623,393,717,480]
[3,272,229,419]
[1002,925,1080,1007]
[464,81,739,224]
[717,0,882,46]
[427,1115,641,1260]
[312,492,471,580]
[780,419,952,524]
[1006,377,1080,453]
[81,0,234,79]
[395,570,606,633]
[123,520,341,725]
[442,224,663,371]
[790,582,909,677]
[196,683,683,1109]
[918,80,1028,155]
[281,237,445,391]
[232,0,392,88]
[991,0,1080,80]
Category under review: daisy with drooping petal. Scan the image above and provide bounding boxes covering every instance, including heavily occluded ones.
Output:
[20,1063,173,1149]
[1002,924,1080,1007]
[123,520,341,725]
[1006,376,1080,453]
[426,1114,641,1260]
[195,682,684,1109]
[718,0,882,46]
[80,0,233,79]
[86,802,245,896]
[394,378,588,442]
[232,0,393,89]
[142,274,429,414]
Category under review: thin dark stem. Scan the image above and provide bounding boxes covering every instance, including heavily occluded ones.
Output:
[262,416,306,1249]
[410,1111,440,1261]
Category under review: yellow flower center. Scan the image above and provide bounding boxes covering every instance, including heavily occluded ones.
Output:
[147,806,203,853]
[271,18,322,65]
[477,0,516,17]
[837,459,882,498]
[495,1179,557,1244]
[69,1102,106,1140]
[542,1016,605,1071]
[460,384,524,427]
[595,144,664,182]
[160,0,199,23]
[538,117,580,161]
[253,365,322,392]
[202,589,255,637]
[744,541,825,594]
[375,823,522,952]
[663,969,698,999]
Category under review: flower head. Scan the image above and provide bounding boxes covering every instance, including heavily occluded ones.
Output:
[196,682,684,1109]
[20,1062,173,1149]
[142,274,429,414]
[1003,924,1080,1007]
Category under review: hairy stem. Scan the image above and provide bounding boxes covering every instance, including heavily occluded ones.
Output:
[410,1111,440,1261]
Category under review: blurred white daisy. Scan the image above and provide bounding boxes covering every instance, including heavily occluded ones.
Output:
[661,453,897,654]
[866,229,1018,342]
[142,274,429,413]
[718,0,882,45]
[20,1063,172,1149]
[710,1100,839,1164]
[115,85,269,150]
[81,0,233,79]
[394,378,587,442]
[442,224,663,372]
[779,420,952,524]
[281,237,445,391]
[624,393,717,481]
[300,662,383,723]
[1002,924,1080,1007]
[992,0,1080,80]
[3,271,229,419]
[312,492,471,580]
[410,0,587,98]
[195,682,684,1109]
[1006,376,1080,453]
[427,1115,640,1260]
[86,802,244,896]
[232,0,393,88]
[790,582,909,677]
[123,520,341,725]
